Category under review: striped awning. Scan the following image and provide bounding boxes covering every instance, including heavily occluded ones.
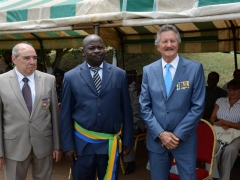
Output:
[0,0,240,53]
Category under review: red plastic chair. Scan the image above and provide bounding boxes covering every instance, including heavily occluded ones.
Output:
[170,119,216,180]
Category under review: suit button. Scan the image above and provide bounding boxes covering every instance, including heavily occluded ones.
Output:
[97,98,101,101]
[29,120,32,123]
[98,113,101,116]
[166,111,169,114]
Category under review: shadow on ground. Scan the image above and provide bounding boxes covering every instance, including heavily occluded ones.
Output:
[0,140,239,180]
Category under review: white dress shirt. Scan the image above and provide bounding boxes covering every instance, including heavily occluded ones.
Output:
[14,67,35,105]
[162,55,179,79]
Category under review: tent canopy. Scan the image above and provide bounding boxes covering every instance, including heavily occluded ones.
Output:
[0,0,240,54]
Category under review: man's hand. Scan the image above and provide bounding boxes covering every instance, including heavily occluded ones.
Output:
[123,146,132,157]
[0,157,4,170]
[159,131,180,150]
[65,150,77,165]
[53,149,63,162]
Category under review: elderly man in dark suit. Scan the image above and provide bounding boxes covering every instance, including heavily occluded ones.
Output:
[0,42,62,180]
[140,24,205,180]
[60,34,134,180]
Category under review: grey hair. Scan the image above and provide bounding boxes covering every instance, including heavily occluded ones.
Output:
[12,42,33,58]
[154,24,181,46]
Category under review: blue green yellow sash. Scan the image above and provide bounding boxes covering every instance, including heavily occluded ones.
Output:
[74,121,122,180]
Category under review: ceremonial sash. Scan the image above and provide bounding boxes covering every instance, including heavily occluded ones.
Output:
[74,121,122,180]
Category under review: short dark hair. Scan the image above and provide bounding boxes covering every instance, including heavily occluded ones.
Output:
[227,79,240,90]
[208,71,220,81]
[233,69,240,76]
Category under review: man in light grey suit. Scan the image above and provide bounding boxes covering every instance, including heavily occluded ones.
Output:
[0,42,62,180]
[139,25,205,180]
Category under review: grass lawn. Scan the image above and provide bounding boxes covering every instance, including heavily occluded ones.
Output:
[59,51,240,88]
[116,52,240,87]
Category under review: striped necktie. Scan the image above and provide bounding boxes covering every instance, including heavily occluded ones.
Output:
[91,66,101,93]
[164,64,172,97]
[22,77,32,113]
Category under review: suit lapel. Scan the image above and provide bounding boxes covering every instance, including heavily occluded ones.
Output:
[9,70,30,116]
[80,61,99,94]
[32,71,42,115]
[99,61,112,95]
[153,60,167,99]
[168,56,186,98]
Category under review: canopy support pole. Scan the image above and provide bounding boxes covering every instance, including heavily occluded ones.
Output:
[110,26,126,69]
[93,23,100,35]
[121,36,125,70]
[31,33,52,73]
[230,20,238,70]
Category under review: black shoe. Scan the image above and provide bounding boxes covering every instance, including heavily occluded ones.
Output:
[125,161,136,175]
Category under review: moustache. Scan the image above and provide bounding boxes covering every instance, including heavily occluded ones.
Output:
[165,48,174,51]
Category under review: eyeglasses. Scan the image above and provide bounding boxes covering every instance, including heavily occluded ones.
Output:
[18,56,38,61]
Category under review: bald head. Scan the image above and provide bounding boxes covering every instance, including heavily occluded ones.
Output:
[82,34,105,67]
[83,35,103,47]
[12,42,37,76]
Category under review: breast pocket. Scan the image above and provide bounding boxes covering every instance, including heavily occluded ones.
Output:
[4,134,17,140]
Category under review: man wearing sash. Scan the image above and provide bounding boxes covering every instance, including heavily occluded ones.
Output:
[60,34,134,180]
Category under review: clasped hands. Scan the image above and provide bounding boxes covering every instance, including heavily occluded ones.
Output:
[214,118,229,130]
[159,131,180,150]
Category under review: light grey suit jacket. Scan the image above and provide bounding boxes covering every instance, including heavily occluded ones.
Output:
[0,69,61,161]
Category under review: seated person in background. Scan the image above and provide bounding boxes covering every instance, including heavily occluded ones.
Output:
[3,51,13,72]
[37,63,47,72]
[210,79,240,180]
[130,74,145,134]
[222,69,240,92]
[127,69,137,91]
[202,72,227,121]
[54,68,65,103]
[124,74,146,175]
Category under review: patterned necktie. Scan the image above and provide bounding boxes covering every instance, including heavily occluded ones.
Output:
[22,77,32,113]
[164,64,172,97]
[91,66,101,93]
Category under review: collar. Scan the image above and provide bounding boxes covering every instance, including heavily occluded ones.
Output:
[14,67,35,83]
[162,54,179,69]
[228,97,240,104]
[87,62,103,69]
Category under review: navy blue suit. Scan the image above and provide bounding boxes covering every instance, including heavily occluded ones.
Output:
[60,61,134,179]
[140,56,205,180]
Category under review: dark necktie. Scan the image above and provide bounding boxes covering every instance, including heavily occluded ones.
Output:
[164,64,172,97]
[91,67,101,93]
[22,77,32,113]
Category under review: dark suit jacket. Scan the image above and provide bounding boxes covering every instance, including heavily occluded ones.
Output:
[60,61,134,155]
[140,56,206,154]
